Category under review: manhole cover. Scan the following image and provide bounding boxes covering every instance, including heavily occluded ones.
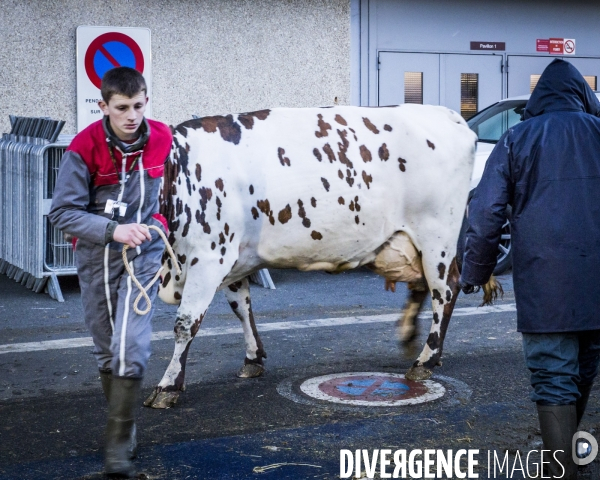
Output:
[299,372,445,406]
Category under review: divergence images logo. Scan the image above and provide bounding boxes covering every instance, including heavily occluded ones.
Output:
[573,431,598,466]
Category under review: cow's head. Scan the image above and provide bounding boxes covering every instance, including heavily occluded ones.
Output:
[158,255,185,305]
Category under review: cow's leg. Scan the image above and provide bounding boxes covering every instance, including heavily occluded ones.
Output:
[144,282,219,409]
[397,280,429,359]
[397,280,429,344]
[223,278,267,378]
[405,258,461,381]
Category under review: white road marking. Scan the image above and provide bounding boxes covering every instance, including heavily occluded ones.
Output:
[0,303,516,355]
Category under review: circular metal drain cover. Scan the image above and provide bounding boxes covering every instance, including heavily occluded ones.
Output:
[298,372,445,407]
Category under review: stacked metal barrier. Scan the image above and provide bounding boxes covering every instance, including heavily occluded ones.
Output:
[0,116,75,301]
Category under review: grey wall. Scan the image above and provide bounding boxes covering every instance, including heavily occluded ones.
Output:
[0,0,351,134]
[361,0,600,105]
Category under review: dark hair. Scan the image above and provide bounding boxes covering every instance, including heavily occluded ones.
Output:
[100,67,147,103]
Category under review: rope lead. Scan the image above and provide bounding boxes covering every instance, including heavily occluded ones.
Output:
[122,225,182,315]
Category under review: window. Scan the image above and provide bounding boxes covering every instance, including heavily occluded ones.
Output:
[461,73,478,120]
[404,72,423,104]
[531,74,597,92]
[467,100,527,144]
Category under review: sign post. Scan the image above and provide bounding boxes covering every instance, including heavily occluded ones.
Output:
[76,26,152,132]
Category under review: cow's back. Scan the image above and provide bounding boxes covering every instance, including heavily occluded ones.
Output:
[169,105,476,282]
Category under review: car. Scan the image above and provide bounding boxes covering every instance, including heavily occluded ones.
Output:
[462,92,600,274]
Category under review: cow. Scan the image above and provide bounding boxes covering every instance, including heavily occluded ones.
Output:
[143,104,480,409]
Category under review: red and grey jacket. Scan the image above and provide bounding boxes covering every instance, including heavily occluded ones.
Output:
[48,117,172,247]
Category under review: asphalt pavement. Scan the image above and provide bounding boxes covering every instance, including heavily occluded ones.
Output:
[1,267,599,480]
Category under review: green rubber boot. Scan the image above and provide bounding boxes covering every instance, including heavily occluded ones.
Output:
[100,370,137,460]
[105,377,142,478]
[537,404,578,480]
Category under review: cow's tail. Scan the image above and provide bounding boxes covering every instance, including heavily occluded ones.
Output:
[481,275,503,306]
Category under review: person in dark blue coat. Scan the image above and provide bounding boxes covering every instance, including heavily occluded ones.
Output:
[461,58,600,479]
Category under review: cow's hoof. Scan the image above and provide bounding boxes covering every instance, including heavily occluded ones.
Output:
[237,363,265,378]
[405,365,433,381]
[143,388,180,409]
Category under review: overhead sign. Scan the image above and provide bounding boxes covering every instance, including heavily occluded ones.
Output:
[470,42,505,51]
[76,26,152,132]
[537,38,576,55]
[299,372,445,407]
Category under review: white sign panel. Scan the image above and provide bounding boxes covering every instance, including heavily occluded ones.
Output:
[76,26,152,132]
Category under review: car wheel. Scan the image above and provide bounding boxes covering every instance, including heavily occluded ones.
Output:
[456,198,512,276]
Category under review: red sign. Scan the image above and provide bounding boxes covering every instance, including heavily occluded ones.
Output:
[549,38,564,55]
[84,32,145,88]
[564,39,576,54]
[536,39,550,52]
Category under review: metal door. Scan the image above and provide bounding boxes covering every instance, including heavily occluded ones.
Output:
[508,55,600,97]
[378,52,440,106]
[442,54,503,117]
[378,52,503,119]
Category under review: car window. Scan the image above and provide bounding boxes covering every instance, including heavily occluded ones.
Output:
[467,100,527,144]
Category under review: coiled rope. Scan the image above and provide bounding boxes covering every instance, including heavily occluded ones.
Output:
[122,224,182,315]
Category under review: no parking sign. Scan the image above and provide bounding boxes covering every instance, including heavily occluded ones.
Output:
[76,26,152,132]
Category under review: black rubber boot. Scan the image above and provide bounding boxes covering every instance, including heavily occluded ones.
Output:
[100,370,137,460]
[105,377,142,478]
[537,404,578,480]
[576,383,593,427]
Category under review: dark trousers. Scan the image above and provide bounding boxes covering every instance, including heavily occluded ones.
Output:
[522,331,600,405]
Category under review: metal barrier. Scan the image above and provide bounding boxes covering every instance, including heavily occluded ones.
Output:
[0,116,75,301]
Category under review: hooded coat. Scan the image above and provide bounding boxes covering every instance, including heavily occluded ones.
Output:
[461,59,600,333]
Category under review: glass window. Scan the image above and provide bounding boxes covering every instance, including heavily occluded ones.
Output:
[461,73,478,120]
[467,100,527,144]
[532,74,597,92]
[530,75,541,93]
[404,72,423,104]
[584,75,597,90]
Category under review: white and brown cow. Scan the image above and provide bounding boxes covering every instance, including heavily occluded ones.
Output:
[144,105,478,409]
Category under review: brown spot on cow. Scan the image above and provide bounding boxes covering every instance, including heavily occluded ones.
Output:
[229,301,239,310]
[313,148,323,162]
[257,199,275,225]
[162,272,171,287]
[441,251,446,258]
[219,258,224,264]
[432,289,443,304]
[335,114,347,126]
[338,196,345,205]
[378,143,390,161]
[363,117,380,134]
[311,230,323,240]
[323,144,336,163]
[349,201,355,211]
[220,246,226,256]
[219,232,226,245]
[321,178,330,192]
[278,204,293,224]
[311,197,317,208]
[360,145,372,162]
[438,263,446,280]
[297,200,311,228]
[251,207,259,219]
[177,254,187,265]
[362,171,373,189]
[278,147,291,166]
[182,205,192,237]
[338,169,344,179]
[237,109,271,130]
[355,215,360,224]
[398,157,407,172]
[211,242,216,250]
[224,223,230,236]
[384,124,392,132]
[315,114,332,138]
[195,163,202,182]
[180,115,242,145]
[230,233,235,242]
[191,258,199,266]
[427,140,436,150]
[174,291,182,300]
[215,178,224,192]
[249,185,254,195]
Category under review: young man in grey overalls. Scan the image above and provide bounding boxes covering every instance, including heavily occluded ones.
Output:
[49,67,172,478]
